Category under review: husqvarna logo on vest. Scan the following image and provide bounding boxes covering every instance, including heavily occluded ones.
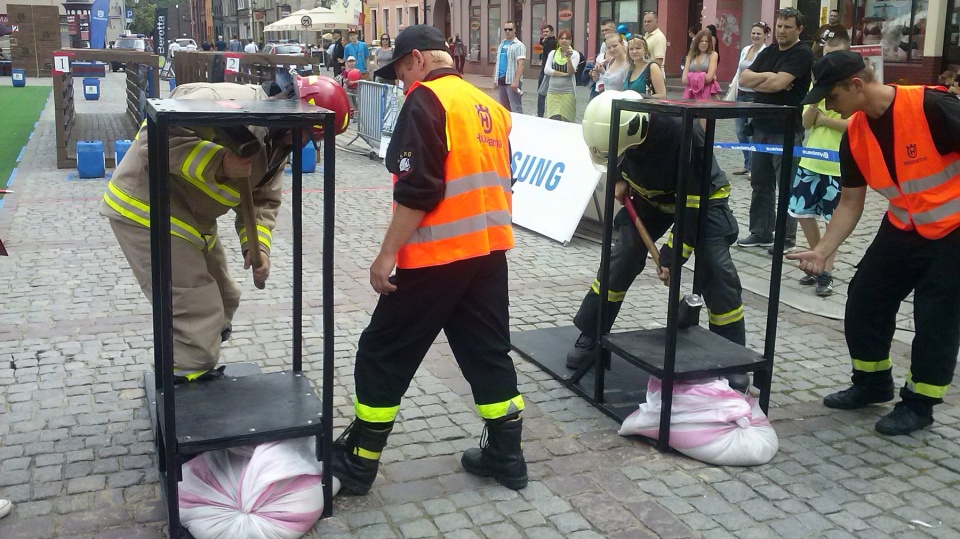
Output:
[476,105,493,134]
[906,144,918,159]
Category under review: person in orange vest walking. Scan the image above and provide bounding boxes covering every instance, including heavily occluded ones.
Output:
[789,51,960,435]
[331,25,526,495]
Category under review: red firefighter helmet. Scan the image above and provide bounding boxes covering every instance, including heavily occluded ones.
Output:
[297,75,350,138]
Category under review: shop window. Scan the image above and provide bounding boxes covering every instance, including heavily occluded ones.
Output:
[530,0,546,66]
[853,0,927,63]
[469,0,480,62]
[488,3,500,65]
[557,1,574,37]
[945,0,960,68]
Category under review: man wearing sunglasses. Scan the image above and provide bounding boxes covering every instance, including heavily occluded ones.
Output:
[494,22,526,113]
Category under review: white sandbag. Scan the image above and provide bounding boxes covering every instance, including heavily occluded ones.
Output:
[619,377,779,466]
[179,437,341,539]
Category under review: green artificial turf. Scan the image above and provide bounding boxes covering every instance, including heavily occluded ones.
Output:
[0,86,51,193]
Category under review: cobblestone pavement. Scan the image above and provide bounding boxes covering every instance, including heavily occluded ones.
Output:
[0,73,955,539]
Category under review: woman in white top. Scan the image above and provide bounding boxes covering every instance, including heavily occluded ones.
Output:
[543,29,581,122]
[592,33,628,95]
[728,22,770,175]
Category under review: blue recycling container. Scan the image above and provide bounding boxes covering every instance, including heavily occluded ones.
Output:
[12,68,25,87]
[169,78,176,91]
[301,142,317,173]
[77,141,105,179]
[82,77,100,100]
[114,139,133,167]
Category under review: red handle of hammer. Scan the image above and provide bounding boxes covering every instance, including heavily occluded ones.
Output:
[622,196,661,267]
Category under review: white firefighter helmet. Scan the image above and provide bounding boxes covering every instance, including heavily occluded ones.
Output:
[581,90,649,171]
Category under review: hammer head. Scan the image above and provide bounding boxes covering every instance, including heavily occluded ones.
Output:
[677,294,703,330]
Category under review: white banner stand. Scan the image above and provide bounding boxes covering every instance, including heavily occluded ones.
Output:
[509,113,603,244]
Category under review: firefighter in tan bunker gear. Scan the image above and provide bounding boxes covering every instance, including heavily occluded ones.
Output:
[101,83,284,381]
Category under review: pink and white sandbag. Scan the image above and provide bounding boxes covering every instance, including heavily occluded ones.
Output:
[619,377,779,466]
[179,437,341,539]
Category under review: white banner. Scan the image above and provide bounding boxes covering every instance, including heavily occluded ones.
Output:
[509,113,602,244]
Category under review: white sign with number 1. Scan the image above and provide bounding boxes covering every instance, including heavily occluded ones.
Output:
[53,55,71,74]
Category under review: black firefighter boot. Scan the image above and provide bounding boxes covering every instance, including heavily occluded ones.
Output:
[330,419,393,495]
[461,414,528,490]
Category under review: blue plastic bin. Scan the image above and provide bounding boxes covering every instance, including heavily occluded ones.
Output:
[12,68,25,87]
[77,141,106,178]
[82,77,100,100]
[169,78,177,91]
[114,139,133,167]
[301,142,317,173]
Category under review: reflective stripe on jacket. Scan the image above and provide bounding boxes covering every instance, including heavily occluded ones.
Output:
[103,179,212,250]
[848,85,960,239]
[396,76,514,269]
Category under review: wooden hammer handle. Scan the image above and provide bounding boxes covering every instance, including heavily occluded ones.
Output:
[238,178,264,289]
[622,196,660,267]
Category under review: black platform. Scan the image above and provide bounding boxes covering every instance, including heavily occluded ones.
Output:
[144,364,324,455]
[511,325,650,422]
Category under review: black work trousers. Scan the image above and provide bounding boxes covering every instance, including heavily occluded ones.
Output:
[354,250,522,420]
[845,217,960,404]
[749,127,800,242]
[573,200,746,346]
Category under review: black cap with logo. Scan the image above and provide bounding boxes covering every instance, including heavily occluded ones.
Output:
[374,25,449,80]
[802,50,869,105]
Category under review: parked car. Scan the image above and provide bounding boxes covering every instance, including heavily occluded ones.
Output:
[111,34,149,72]
[175,38,198,51]
[262,43,305,56]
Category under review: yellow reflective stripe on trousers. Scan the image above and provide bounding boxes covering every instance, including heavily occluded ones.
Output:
[179,141,241,207]
[707,305,744,326]
[851,358,893,373]
[354,447,381,460]
[238,224,273,251]
[355,398,400,423]
[906,371,949,399]
[476,395,525,420]
[591,279,626,302]
[103,181,207,250]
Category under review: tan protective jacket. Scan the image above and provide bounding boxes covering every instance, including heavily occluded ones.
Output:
[100,83,289,255]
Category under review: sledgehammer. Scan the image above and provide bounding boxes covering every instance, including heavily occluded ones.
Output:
[621,196,703,329]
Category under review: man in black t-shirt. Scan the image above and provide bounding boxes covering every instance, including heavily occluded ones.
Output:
[812,10,849,59]
[332,31,346,78]
[789,51,960,436]
[537,25,557,118]
[736,8,813,253]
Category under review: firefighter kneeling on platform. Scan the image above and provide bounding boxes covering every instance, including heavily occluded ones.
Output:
[567,90,749,390]
[101,72,349,383]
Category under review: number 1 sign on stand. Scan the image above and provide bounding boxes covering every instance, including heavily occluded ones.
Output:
[52,53,73,74]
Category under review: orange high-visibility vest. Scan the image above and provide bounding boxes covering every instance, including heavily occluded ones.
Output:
[395,75,514,269]
[848,85,960,239]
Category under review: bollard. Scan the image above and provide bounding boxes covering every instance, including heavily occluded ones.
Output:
[82,77,101,100]
[12,68,25,87]
[301,141,317,173]
[77,141,106,179]
[114,140,133,168]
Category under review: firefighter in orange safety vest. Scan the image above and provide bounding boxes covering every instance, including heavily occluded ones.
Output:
[790,51,960,436]
[330,25,527,495]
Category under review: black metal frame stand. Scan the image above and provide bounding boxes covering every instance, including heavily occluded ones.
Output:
[144,98,337,537]
[566,98,798,451]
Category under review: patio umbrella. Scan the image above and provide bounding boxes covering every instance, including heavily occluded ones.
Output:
[0,23,13,37]
[264,7,335,32]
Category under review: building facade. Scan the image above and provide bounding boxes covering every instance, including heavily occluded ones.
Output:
[385,0,956,84]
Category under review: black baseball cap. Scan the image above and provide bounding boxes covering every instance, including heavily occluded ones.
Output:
[802,50,869,105]
[374,25,449,80]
